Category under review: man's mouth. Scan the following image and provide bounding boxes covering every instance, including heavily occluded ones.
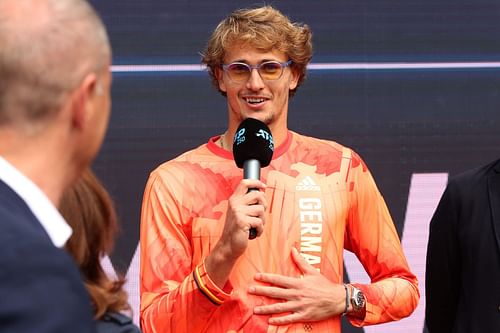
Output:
[244,97,266,104]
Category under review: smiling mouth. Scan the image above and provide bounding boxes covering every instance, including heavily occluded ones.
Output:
[244,97,266,104]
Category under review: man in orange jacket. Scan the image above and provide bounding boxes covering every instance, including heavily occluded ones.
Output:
[140,5,419,332]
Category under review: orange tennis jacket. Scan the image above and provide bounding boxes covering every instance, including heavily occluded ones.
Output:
[140,131,419,333]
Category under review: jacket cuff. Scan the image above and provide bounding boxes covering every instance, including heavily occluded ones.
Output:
[192,260,232,305]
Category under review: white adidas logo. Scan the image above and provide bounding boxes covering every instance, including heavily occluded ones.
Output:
[296,176,320,191]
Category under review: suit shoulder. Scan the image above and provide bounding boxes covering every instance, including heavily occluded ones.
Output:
[449,158,500,187]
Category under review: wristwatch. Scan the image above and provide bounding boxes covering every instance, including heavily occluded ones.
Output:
[349,285,366,316]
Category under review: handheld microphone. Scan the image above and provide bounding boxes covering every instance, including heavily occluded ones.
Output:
[232,118,274,239]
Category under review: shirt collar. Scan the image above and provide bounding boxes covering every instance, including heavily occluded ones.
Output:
[0,156,72,247]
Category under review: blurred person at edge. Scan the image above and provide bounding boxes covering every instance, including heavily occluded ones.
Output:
[0,0,112,332]
[60,169,142,333]
[140,5,419,333]
[425,158,500,332]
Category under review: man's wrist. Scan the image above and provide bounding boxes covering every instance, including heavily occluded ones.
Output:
[205,244,238,288]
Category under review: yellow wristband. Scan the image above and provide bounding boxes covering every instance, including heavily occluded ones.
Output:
[193,262,224,305]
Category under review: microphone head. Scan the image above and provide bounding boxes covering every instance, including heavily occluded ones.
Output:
[232,118,274,168]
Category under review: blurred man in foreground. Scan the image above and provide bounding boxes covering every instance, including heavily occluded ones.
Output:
[0,0,112,331]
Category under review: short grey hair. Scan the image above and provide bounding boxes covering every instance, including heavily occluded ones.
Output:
[0,0,111,129]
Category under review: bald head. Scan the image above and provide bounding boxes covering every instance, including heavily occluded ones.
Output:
[0,0,111,131]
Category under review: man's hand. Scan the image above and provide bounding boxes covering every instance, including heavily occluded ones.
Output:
[218,178,267,257]
[248,247,346,325]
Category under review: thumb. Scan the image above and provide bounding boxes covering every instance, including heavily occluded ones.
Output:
[291,247,317,275]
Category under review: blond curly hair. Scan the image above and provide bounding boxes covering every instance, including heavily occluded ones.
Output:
[201,5,313,97]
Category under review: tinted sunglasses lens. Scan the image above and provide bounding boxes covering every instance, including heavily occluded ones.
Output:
[259,62,283,80]
[227,63,250,81]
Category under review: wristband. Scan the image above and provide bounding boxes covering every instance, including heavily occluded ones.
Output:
[192,261,224,305]
[341,283,349,316]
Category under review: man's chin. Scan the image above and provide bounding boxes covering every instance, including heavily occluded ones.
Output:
[242,114,273,125]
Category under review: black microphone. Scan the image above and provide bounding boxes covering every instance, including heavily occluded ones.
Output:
[232,118,274,239]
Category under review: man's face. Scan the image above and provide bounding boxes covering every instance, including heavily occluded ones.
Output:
[217,43,299,131]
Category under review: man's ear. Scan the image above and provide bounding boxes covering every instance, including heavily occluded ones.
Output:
[71,73,98,129]
[288,67,300,91]
[215,67,227,93]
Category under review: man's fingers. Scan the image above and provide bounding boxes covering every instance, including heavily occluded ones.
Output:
[235,179,266,195]
[252,273,301,289]
[291,247,317,275]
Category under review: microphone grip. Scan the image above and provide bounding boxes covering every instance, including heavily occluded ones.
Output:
[243,159,261,240]
[243,159,261,180]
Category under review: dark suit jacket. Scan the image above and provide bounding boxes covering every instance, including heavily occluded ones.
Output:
[425,158,500,332]
[0,180,95,332]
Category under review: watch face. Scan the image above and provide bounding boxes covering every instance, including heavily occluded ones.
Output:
[352,288,365,309]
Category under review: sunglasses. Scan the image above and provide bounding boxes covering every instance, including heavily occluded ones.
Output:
[221,60,293,83]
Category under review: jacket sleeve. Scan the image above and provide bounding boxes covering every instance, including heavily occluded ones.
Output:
[139,170,232,333]
[425,181,460,333]
[343,151,420,326]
